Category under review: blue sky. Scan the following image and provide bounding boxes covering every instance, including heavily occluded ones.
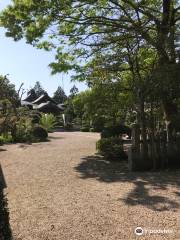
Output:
[0,0,87,97]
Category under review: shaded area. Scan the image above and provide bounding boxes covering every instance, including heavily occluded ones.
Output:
[0,165,13,240]
[48,136,64,140]
[174,191,180,197]
[75,155,180,212]
[120,180,179,212]
[0,149,7,152]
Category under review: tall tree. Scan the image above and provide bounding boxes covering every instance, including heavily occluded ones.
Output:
[31,81,47,98]
[70,85,79,98]
[1,0,180,135]
[52,86,67,103]
[0,75,19,107]
[0,75,19,135]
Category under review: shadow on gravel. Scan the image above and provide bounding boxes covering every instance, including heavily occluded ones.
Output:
[0,165,13,240]
[0,148,7,152]
[75,155,180,212]
[48,136,64,140]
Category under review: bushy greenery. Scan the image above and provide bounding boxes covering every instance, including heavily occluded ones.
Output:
[64,123,73,130]
[52,86,67,104]
[0,106,50,143]
[2,1,180,169]
[0,75,19,106]
[101,125,131,139]
[80,126,90,132]
[31,81,47,98]
[30,111,41,124]
[32,126,48,141]
[40,113,57,132]
[0,135,13,145]
[90,127,95,132]
[0,76,50,144]
[96,137,127,161]
[72,87,132,132]
[13,117,33,142]
[92,117,105,132]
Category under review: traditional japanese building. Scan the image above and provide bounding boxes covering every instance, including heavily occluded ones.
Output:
[21,90,64,114]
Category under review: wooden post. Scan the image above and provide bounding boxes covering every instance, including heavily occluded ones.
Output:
[132,124,140,151]
[128,124,153,171]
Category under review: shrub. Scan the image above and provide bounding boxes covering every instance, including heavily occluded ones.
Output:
[0,136,6,145]
[0,136,3,145]
[30,111,41,124]
[40,113,57,132]
[101,128,114,138]
[96,137,127,160]
[101,125,131,139]
[92,117,105,132]
[13,117,33,142]
[90,127,95,132]
[64,123,73,130]
[32,126,48,140]
[0,135,13,145]
[80,126,90,132]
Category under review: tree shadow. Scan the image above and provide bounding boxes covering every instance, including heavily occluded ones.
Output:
[0,149,7,152]
[119,180,179,212]
[0,165,13,240]
[174,191,180,197]
[48,136,64,140]
[75,155,180,212]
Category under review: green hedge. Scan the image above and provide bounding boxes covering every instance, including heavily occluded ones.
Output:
[0,135,13,145]
[96,137,127,160]
[64,123,73,130]
[101,125,131,138]
[32,126,48,140]
[80,126,90,132]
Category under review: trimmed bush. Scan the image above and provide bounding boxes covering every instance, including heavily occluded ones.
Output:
[101,129,114,138]
[80,126,90,132]
[90,127,95,132]
[96,137,127,160]
[0,136,5,145]
[0,135,13,145]
[64,123,73,130]
[30,112,41,124]
[32,126,48,140]
[92,117,105,132]
[101,125,131,138]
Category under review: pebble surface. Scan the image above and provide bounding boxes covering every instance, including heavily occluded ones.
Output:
[0,131,179,240]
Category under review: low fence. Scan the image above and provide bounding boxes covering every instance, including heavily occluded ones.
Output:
[128,124,180,171]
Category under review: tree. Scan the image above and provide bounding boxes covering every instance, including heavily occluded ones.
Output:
[63,85,78,123]
[31,81,46,98]
[1,1,179,69]
[1,0,180,138]
[73,83,133,130]
[52,86,67,104]
[0,75,18,103]
[0,75,19,137]
[70,85,79,98]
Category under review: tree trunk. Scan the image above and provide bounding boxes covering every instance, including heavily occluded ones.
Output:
[138,96,148,161]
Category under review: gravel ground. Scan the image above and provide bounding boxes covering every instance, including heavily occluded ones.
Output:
[0,131,180,240]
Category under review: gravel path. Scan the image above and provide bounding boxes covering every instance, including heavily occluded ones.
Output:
[0,131,180,240]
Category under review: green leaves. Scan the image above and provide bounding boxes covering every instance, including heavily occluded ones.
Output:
[0,0,160,72]
[49,50,77,74]
[40,113,57,132]
[52,86,67,104]
[36,41,56,51]
[1,0,180,120]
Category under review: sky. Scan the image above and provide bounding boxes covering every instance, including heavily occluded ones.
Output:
[0,0,87,97]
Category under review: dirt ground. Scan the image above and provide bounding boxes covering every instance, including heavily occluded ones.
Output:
[0,131,180,240]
